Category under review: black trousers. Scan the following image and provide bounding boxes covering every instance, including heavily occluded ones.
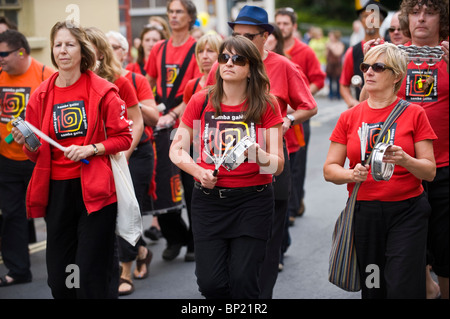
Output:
[0,155,34,281]
[45,179,117,299]
[354,193,430,299]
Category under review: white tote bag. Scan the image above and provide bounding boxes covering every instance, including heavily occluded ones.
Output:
[110,151,142,246]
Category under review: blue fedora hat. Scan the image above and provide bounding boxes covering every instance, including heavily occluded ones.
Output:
[228,5,274,34]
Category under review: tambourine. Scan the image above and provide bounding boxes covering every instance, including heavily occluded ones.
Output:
[222,136,255,171]
[11,117,41,151]
[371,142,395,182]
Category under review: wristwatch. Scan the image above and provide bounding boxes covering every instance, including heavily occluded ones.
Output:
[285,114,295,127]
[92,144,99,156]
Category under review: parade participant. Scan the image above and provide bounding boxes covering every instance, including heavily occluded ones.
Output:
[388,11,410,45]
[145,0,201,262]
[0,30,54,287]
[207,5,317,298]
[85,26,146,296]
[126,24,168,77]
[11,21,132,298]
[324,43,437,299]
[397,0,449,299]
[169,35,284,299]
[275,7,325,228]
[107,29,159,294]
[340,0,388,108]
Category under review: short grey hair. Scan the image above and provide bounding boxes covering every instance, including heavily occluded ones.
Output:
[106,30,129,53]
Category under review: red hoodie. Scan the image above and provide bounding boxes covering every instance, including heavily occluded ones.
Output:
[24,71,132,218]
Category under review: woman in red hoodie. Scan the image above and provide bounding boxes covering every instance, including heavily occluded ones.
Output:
[11,21,132,299]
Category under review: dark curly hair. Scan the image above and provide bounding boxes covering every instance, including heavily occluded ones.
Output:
[399,0,449,41]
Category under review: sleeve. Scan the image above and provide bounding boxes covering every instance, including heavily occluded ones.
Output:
[181,90,206,129]
[286,62,317,111]
[101,90,133,154]
[303,47,326,89]
[117,77,139,108]
[329,111,349,145]
[339,47,354,86]
[262,99,283,129]
[135,73,154,101]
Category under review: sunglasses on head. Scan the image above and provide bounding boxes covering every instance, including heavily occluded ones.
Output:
[360,62,394,73]
[0,48,20,58]
[388,27,402,33]
[218,53,248,66]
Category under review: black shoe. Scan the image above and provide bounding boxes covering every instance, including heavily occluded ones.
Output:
[184,251,195,262]
[144,226,163,241]
[162,243,183,261]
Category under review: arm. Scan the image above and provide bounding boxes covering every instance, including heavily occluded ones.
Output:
[124,104,144,160]
[323,141,369,185]
[140,98,159,127]
[247,124,285,176]
[382,140,436,182]
[169,121,217,189]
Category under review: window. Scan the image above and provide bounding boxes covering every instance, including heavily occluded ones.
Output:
[0,0,21,26]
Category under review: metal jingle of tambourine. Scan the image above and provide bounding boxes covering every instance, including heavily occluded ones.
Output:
[371,142,395,182]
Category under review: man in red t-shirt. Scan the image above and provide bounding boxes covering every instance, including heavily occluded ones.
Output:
[275,7,326,228]
[397,0,449,299]
[145,0,201,263]
[340,1,387,108]
[0,30,54,287]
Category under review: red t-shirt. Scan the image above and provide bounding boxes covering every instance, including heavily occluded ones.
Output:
[286,37,325,89]
[50,73,90,180]
[125,71,155,143]
[182,90,283,188]
[145,37,201,101]
[339,41,365,86]
[330,98,437,201]
[114,76,139,108]
[206,51,316,154]
[183,76,202,104]
[126,62,146,76]
[397,42,449,168]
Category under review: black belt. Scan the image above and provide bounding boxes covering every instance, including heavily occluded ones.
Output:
[194,181,269,199]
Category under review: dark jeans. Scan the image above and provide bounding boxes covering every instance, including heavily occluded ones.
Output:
[0,155,34,281]
[354,193,430,299]
[45,179,117,299]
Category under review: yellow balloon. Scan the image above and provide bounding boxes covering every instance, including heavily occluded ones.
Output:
[198,12,210,27]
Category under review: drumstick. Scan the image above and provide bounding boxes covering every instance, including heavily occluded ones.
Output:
[213,138,235,176]
[24,121,89,164]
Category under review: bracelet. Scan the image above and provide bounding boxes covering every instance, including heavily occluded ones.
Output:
[168,111,178,120]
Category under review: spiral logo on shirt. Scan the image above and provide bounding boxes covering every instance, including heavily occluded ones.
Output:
[2,92,25,117]
[165,64,179,87]
[0,87,30,123]
[364,123,396,159]
[53,100,87,139]
[170,174,183,203]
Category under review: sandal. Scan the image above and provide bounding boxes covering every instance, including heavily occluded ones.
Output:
[118,277,134,296]
[0,275,31,287]
[134,248,152,280]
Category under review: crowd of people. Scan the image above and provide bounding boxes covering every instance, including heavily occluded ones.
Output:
[0,0,448,300]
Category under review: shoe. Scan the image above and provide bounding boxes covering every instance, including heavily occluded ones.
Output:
[0,275,32,288]
[184,251,195,262]
[297,200,305,217]
[144,226,163,241]
[162,243,183,261]
[288,216,295,226]
[133,248,153,280]
[118,277,134,296]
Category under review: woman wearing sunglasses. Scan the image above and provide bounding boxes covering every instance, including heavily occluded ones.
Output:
[169,36,284,299]
[323,43,437,299]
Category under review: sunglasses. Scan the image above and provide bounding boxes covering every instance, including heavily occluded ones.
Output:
[218,53,248,66]
[232,31,265,41]
[0,48,20,58]
[360,62,394,73]
[388,27,402,33]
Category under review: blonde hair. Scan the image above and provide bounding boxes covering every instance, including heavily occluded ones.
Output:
[195,33,222,73]
[85,27,122,83]
[364,43,407,94]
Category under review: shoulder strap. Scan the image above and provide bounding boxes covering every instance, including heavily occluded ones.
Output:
[364,99,410,165]
[200,92,209,118]
[352,42,364,100]
[131,72,137,90]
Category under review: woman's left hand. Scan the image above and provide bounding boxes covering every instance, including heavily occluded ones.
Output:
[382,145,405,166]
[64,144,94,162]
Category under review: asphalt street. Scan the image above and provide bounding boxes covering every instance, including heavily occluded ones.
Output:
[0,95,361,301]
